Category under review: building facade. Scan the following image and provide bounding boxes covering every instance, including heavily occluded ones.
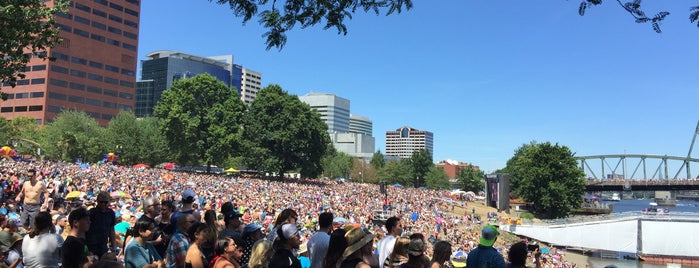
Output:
[385,126,434,159]
[0,0,141,125]
[435,160,480,179]
[349,114,373,137]
[240,68,262,104]
[298,93,350,133]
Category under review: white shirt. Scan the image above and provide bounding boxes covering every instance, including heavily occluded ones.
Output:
[377,235,396,268]
[22,232,64,268]
[307,231,330,268]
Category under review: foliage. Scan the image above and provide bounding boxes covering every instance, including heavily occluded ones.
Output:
[505,141,586,219]
[321,147,353,179]
[456,164,485,193]
[0,0,68,100]
[409,149,433,187]
[351,158,378,183]
[154,74,246,169]
[210,0,413,50]
[104,112,169,166]
[0,116,41,155]
[370,150,385,169]
[577,0,695,33]
[519,212,535,220]
[220,156,246,171]
[242,84,330,178]
[378,159,412,186]
[424,166,450,190]
[39,110,104,162]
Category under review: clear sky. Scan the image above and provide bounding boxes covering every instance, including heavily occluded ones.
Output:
[138,1,699,174]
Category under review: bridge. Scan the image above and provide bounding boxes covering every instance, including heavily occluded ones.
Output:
[577,121,699,191]
[503,213,699,259]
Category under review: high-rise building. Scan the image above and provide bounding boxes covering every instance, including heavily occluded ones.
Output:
[135,50,234,117]
[349,114,372,136]
[240,68,262,104]
[298,93,350,133]
[0,0,141,125]
[385,126,434,159]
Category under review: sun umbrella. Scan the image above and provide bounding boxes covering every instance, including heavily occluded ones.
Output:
[161,173,174,180]
[66,191,83,199]
[110,191,132,199]
[163,163,175,169]
[133,163,150,169]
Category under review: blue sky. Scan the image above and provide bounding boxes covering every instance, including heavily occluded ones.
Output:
[138,1,699,174]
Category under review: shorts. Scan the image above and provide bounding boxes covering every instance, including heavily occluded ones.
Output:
[21,203,41,229]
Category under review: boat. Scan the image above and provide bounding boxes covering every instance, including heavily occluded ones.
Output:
[574,194,613,215]
[638,254,699,265]
[642,202,669,215]
[610,192,621,201]
[654,197,677,207]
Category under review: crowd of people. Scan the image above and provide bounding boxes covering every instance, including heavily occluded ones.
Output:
[0,160,579,268]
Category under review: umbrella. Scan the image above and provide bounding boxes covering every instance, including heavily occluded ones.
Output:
[79,163,90,169]
[392,183,403,187]
[110,191,132,199]
[163,163,175,169]
[161,174,174,180]
[133,163,150,169]
[435,217,445,224]
[66,191,83,199]
[333,217,348,224]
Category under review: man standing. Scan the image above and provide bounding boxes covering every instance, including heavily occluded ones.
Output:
[377,216,403,268]
[307,212,332,268]
[139,197,167,258]
[165,214,196,268]
[15,168,49,231]
[170,190,200,224]
[54,214,67,236]
[218,209,244,240]
[62,207,95,268]
[465,225,506,268]
[86,191,117,258]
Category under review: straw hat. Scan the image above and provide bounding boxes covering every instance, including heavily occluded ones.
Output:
[342,228,375,258]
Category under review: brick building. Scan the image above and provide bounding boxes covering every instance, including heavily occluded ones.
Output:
[436,160,480,179]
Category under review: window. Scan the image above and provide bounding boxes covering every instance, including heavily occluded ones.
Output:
[14,106,28,112]
[88,73,103,81]
[125,0,139,6]
[15,93,29,99]
[73,28,89,37]
[105,65,120,73]
[92,8,107,17]
[119,92,133,99]
[47,106,62,113]
[103,89,118,96]
[86,111,100,119]
[32,65,46,71]
[118,104,132,111]
[86,98,101,106]
[122,43,137,51]
[56,12,72,19]
[52,52,69,61]
[108,26,122,34]
[104,77,118,85]
[31,78,45,85]
[123,20,138,29]
[89,61,103,69]
[94,0,108,6]
[121,69,134,76]
[74,16,90,25]
[51,65,68,74]
[3,94,13,99]
[101,114,114,120]
[109,2,124,11]
[74,3,91,12]
[71,56,87,65]
[68,95,84,103]
[69,82,85,91]
[23,66,31,72]
[87,86,102,94]
[54,23,72,33]
[16,80,29,86]
[106,38,120,47]
[102,101,116,108]
[90,33,106,42]
[70,69,86,78]
[1,107,13,113]
[120,80,134,88]
[109,14,122,23]
[92,21,106,30]
[123,31,137,40]
[50,79,68,87]
[28,105,43,112]
[125,8,138,17]
[48,92,67,100]
[30,92,44,98]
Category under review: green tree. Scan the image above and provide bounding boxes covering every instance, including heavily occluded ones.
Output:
[370,150,385,169]
[321,148,353,179]
[242,85,330,178]
[104,112,169,165]
[211,0,413,50]
[456,165,485,193]
[505,141,586,219]
[154,74,246,170]
[0,116,42,155]
[351,158,377,183]
[378,159,412,186]
[424,166,450,189]
[39,110,104,162]
[409,149,433,187]
[578,1,699,33]
[0,0,68,100]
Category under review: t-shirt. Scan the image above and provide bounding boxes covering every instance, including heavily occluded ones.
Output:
[298,256,311,268]
[378,235,396,268]
[61,235,89,268]
[21,233,64,268]
[306,231,330,268]
[125,239,162,268]
[85,207,116,256]
[466,246,506,268]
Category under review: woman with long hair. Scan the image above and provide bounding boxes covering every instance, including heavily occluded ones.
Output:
[248,239,273,268]
[266,209,297,242]
[429,241,452,268]
[339,228,376,268]
[210,236,244,268]
[185,222,210,268]
[401,239,428,268]
[124,218,164,268]
[384,237,410,268]
[21,212,63,268]
[323,228,347,268]
[201,210,219,263]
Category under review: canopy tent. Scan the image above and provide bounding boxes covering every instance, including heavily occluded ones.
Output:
[224,168,239,173]
[133,163,150,169]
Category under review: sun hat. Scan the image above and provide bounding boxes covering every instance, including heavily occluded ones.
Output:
[480,225,499,247]
[342,227,375,258]
[407,239,425,256]
[451,250,467,268]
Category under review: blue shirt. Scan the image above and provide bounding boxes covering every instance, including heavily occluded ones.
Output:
[466,246,506,268]
[125,239,162,268]
[298,256,311,268]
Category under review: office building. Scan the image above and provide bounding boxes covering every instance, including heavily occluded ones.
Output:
[0,0,141,125]
[349,114,372,136]
[298,93,350,133]
[240,67,262,104]
[385,126,434,159]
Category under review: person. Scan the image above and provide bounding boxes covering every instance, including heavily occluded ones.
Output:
[266,209,297,242]
[62,208,95,268]
[269,223,302,268]
[465,225,505,268]
[53,214,67,236]
[124,218,165,268]
[506,242,527,268]
[323,228,347,268]
[247,239,273,268]
[159,201,176,241]
[201,210,219,264]
[184,222,209,268]
[0,232,23,268]
[219,210,244,240]
[383,237,410,268]
[15,169,50,232]
[210,236,244,268]
[240,223,264,266]
[340,228,375,268]
[1,244,22,268]
[401,239,428,268]
[21,211,64,268]
[378,217,403,268]
[166,214,196,268]
[86,191,118,258]
[171,190,201,224]
[307,212,332,268]
[297,243,310,268]
[429,241,452,268]
[139,197,168,258]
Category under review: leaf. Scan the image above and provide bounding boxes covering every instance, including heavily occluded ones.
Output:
[587,0,602,5]
[579,2,587,16]
[653,11,670,22]
[652,21,661,33]
[635,17,650,23]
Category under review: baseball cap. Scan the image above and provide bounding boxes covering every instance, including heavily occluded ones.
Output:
[243,223,262,234]
[480,225,499,247]
[182,189,196,203]
[280,223,298,240]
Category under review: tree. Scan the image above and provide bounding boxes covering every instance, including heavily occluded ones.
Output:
[321,148,353,179]
[211,0,413,50]
[242,84,330,178]
[378,158,412,186]
[351,158,378,183]
[456,164,485,193]
[104,112,169,165]
[424,166,450,190]
[409,149,433,187]
[370,150,385,169]
[0,116,42,155]
[39,110,104,162]
[578,0,699,33]
[0,0,68,100]
[154,74,246,169]
[505,141,586,219]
